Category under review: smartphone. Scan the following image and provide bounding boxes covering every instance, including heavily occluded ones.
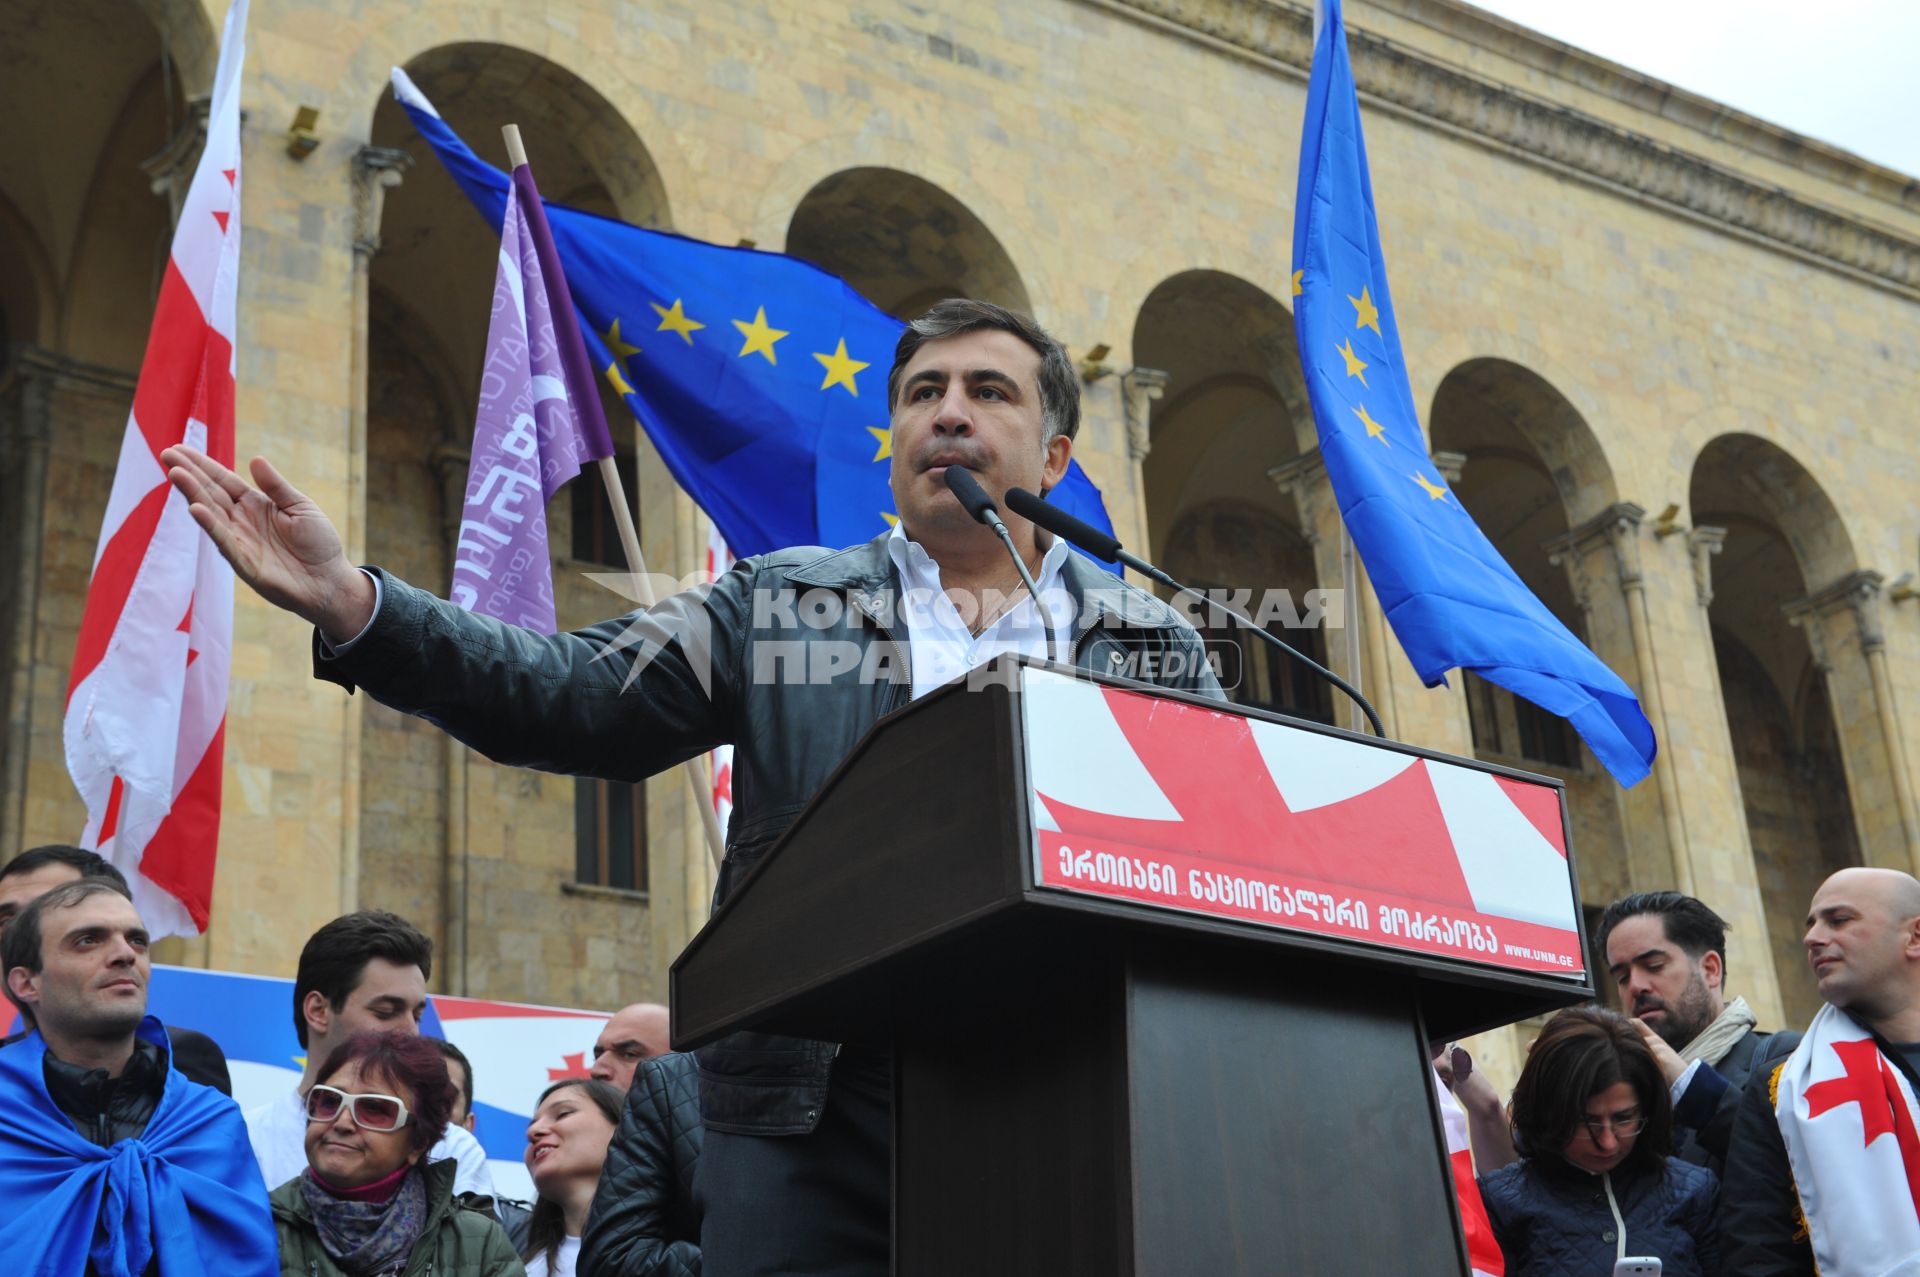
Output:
[1613,1260,1661,1276]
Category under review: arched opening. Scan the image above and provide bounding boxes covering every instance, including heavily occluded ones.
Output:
[364,45,674,993]
[1690,433,1860,1023]
[1429,358,1629,907]
[1133,270,1329,723]
[0,0,203,862]
[785,168,1030,318]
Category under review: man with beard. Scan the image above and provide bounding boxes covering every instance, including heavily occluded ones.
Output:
[1597,890,1800,1174]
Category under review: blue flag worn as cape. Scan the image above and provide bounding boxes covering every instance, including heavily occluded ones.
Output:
[0,1017,278,1277]
[1290,0,1655,785]
[390,68,1121,572]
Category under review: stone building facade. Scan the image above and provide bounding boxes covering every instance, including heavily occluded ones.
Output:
[3,0,1917,1085]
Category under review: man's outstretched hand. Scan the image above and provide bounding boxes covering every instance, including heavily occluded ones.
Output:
[162,447,377,644]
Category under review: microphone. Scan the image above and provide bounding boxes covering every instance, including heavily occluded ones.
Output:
[943,467,1061,663]
[1004,486,1385,737]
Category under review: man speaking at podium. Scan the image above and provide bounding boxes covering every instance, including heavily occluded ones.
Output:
[166,298,1220,1276]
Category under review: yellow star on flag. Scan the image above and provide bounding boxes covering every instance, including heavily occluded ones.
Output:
[1291,269,1304,297]
[881,512,900,529]
[1348,286,1381,337]
[605,360,635,397]
[732,307,788,364]
[1337,338,1369,387]
[814,339,869,396]
[867,426,892,461]
[651,298,705,344]
[603,318,640,360]
[1410,471,1449,501]
[1353,403,1389,445]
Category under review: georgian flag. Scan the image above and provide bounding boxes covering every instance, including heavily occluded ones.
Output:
[1435,1071,1506,1277]
[62,0,249,937]
[1774,1003,1920,1276]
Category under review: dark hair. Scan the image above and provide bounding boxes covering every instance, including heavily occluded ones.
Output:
[2,878,137,1023]
[522,1077,625,1269]
[1509,1006,1671,1174]
[311,1029,455,1155]
[1596,892,1729,974]
[885,298,1082,444]
[293,911,433,1048]
[430,1037,475,1116]
[1,845,129,891]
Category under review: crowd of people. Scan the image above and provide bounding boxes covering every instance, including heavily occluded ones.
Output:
[5,301,1916,1275]
[1440,872,1920,1277]
[0,844,700,1276]
[2,840,1915,1276]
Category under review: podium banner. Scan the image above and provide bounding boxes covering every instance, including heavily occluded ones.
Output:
[1021,668,1585,977]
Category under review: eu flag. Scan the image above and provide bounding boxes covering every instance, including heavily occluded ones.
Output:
[1290,0,1655,785]
[391,70,1118,569]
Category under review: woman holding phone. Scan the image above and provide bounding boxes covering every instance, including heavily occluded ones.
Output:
[1478,1006,1718,1277]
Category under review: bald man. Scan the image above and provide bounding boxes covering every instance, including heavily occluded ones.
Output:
[1721,867,1920,1277]
[591,1002,671,1090]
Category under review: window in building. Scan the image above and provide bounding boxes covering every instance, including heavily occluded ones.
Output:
[570,452,638,566]
[1465,672,1580,769]
[574,777,647,893]
[1185,583,1335,725]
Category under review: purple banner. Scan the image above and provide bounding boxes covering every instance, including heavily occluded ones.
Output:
[450,182,588,633]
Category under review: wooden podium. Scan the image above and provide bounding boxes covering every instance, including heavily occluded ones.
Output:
[673,657,1591,1275]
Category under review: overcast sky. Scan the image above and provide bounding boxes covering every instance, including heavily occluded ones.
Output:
[1465,0,1920,179]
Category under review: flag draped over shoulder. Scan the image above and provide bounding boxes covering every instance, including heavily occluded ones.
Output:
[450,162,598,632]
[0,1019,278,1277]
[1290,0,1655,786]
[390,68,1120,569]
[63,0,249,936]
[1774,1004,1920,1277]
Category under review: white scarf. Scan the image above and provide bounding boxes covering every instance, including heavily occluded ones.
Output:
[1774,1004,1920,1277]
[1678,995,1757,1067]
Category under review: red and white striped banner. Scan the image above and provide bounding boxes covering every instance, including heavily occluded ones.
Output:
[63,0,249,938]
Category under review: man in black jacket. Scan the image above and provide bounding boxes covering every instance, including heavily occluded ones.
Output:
[1597,891,1798,1175]
[163,299,1224,1276]
[582,1051,704,1277]
[1,846,232,1095]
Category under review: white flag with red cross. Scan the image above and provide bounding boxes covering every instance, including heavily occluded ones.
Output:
[62,0,249,938]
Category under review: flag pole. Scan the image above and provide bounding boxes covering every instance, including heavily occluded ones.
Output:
[1340,522,1365,735]
[502,124,726,872]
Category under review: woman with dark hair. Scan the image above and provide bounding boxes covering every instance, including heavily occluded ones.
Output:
[521,1078,623,1276]
[269,1030,524,1276]
[1479,1006,1719,1277]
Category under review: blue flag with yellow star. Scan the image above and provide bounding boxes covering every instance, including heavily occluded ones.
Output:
[391,70,1118,568]
[1290,0,1654,786]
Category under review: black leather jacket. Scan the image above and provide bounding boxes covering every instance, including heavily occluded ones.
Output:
[318,532,1222,1133]
[580,1051,703,1277]
[43,1037,167,1147]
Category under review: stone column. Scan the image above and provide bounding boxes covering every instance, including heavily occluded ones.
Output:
[1787,571,1920,870]
[1548,503,1784,1022]
[341,146,412,922]
[1118,366,1168,556]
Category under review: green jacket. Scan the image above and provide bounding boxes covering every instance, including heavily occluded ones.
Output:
[268,1158,527,1277]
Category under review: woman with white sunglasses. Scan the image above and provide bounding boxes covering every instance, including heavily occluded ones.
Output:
[268,1030,525,1276]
